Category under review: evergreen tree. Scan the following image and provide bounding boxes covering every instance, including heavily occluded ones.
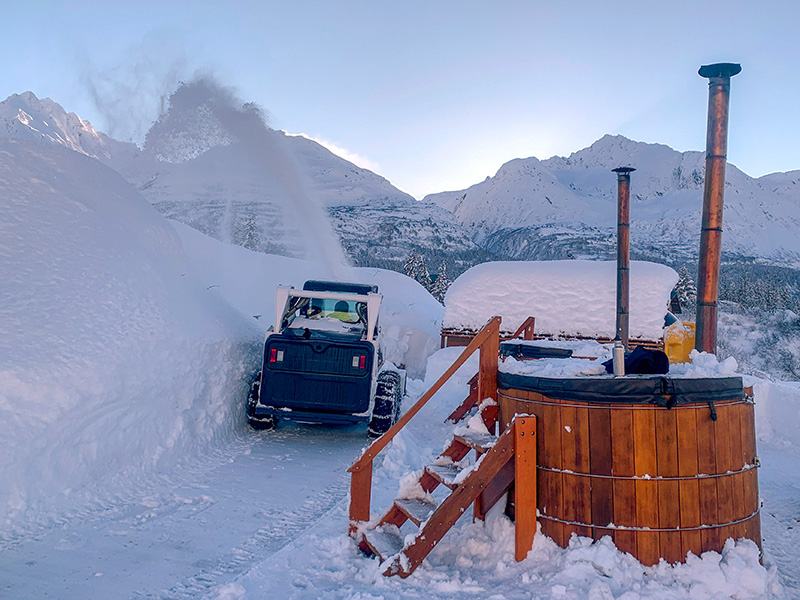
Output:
[429,262,451,304]
[672,266,697,313]
[240,208,260,251]
[403,251,431,289]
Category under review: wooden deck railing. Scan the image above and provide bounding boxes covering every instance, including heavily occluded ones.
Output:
[347,316,502,533]
[512,316,536,340]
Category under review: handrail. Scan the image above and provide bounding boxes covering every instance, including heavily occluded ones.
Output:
[347,316,501,532]
[512,316,536,340]
[349,315,501,472]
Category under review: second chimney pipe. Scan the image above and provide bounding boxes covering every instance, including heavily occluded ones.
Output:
[613,166,635,350]
[696,62,741,354]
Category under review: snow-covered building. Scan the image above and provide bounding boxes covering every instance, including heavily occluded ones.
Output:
[442,260,678,345]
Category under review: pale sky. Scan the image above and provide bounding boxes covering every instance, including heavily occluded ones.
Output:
[3,1,799,198]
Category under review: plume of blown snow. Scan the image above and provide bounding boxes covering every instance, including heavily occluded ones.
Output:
[80,35,189,145]
[158,77,348,278]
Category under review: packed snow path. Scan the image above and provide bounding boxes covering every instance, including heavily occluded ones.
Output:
[0,424,370,600]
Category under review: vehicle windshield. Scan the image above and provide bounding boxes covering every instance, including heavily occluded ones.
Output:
[282,297,367,336]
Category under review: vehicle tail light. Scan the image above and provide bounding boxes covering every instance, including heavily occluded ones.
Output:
[359,355,366,369]
[269,349,284,363]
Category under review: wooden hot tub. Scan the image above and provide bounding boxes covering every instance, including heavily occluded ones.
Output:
[497,372,761,565]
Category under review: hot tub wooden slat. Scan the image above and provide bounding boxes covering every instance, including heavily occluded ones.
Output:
[744,468,761,544]
[676,409,702,558]
[696,410,721,552]
[715,404,735,545]
[611,409,637,557]
[561,405,591,539]
[728,403,747,540]
[588,407,613,541]
[633,409,660,566]
[740,404,762,545]
[655,409,682,564]
[540,397,564,547]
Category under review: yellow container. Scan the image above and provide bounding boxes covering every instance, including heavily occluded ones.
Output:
[664,321,696,364]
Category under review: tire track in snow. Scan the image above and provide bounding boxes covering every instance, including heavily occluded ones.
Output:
[130,472,352,600]
[0,433,256,552]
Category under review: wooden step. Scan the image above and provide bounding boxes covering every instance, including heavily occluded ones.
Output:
[394,498,438,526]
[454,430,498,453]
[362,526,404,562]
[424,463,465,489]
[382,426,515,578]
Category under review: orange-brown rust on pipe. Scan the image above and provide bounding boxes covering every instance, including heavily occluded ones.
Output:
[696,62,741,354]
[613,166,635,351]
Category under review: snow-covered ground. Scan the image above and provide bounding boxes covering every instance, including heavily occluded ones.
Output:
[1,136,798,598]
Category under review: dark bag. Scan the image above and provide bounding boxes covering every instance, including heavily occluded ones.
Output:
[603,345,669,375]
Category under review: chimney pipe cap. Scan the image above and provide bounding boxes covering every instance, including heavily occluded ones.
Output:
[698,63,742,79]
[612,166,636,174]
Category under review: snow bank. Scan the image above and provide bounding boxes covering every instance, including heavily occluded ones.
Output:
[174,222,443,378]
[444,260,678,340]
[670,349,739,378]
[750,378,800,449]
[0,139,260,534]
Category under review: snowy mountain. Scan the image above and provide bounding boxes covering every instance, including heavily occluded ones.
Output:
[127,82,483,269]
[0,91,139,163]
[0,87,482,271]
[426,135,800,266]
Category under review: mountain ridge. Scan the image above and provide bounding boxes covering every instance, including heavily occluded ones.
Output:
[4,89,798,272]
[426,134,800,266]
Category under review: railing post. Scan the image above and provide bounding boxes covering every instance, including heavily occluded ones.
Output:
[512,316,536,341]
[348,463,373,535]
[478,317,500,407]
[514,415,537,561]
[523,318,535,340]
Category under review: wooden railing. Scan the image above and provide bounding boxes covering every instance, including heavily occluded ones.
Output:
[347,316,502,533]
[512,316,536,340]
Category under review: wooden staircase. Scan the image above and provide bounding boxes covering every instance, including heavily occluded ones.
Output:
[348,316,538,578]
[361,402,512,577]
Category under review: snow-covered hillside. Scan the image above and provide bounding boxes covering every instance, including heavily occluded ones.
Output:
[426,135,800,266]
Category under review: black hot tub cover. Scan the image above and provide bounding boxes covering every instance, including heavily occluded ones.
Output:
[498,371,744,406]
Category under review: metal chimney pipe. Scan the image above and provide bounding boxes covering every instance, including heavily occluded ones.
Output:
[696,62,741,354]
[613,166,635,351]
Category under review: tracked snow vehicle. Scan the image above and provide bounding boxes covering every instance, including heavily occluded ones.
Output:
[247,280,404,436]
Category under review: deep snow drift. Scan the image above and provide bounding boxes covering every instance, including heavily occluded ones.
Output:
[0,138,261,534]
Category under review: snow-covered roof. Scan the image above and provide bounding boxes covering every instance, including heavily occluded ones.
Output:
[443,260,678,340]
